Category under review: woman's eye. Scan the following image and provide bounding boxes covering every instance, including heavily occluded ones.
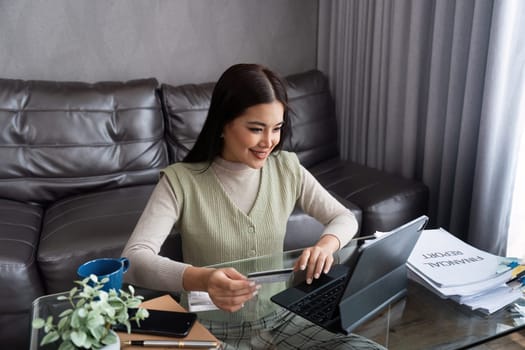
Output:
[273,126,282,133]
[249,128,263,133]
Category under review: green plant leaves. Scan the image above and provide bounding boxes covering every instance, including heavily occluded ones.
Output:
[70,331,87,347]
[32,275,148,349]
[59,309,73,318]
[57,340,76,350]
[101,331,118,345]
[133,308,149,321]
[31,318,45,329]
[89,325,105,341]
[86,313,105,329]
[41,331,59,345]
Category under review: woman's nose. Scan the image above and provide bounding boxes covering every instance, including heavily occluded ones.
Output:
[259,131,273,147]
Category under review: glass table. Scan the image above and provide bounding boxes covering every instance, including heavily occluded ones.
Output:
[31,243,525,349]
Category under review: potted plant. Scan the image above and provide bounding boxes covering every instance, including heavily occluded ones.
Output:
[32,274,149,350]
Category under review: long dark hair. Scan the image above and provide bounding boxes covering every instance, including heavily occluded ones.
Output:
[183,63,289,163]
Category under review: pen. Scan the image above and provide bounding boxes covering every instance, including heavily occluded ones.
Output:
[123,340,219,348]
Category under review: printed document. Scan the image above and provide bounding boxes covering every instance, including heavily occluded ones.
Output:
[407,228,510,287]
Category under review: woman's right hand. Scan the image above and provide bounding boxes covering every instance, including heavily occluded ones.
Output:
[183,266,259,312]
[206,267,259,312]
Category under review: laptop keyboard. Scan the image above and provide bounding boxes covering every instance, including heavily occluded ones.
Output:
[289,275,346,325]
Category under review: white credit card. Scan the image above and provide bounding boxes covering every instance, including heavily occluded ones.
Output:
[247,268,294,284]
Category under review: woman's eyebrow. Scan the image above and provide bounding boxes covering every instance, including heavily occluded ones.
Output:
[246,121,284,127]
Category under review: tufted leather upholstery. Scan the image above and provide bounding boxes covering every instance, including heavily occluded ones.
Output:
[161,81,215,162]
[0,78,166,348]
[0,70,428,348]
[284,70,340,167]
[0,78,166,206]
[310,158,429,235]
[0,199,44,349]
[37,185,157,293]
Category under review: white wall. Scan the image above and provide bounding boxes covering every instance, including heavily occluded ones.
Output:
[0,0,318,85]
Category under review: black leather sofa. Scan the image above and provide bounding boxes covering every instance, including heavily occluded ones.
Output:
[0,70,428,348]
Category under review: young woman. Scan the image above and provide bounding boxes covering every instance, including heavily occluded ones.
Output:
[122,64,386,349]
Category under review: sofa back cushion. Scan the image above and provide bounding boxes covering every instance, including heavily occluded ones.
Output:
[160,70,339,166]
[161,82,215,162]
[285,70,339,167]
[0,78,167,205]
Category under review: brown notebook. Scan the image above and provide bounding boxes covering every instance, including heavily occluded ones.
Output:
[118,294,220,349]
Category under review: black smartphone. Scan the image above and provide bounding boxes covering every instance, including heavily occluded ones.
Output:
[114,308,197,337]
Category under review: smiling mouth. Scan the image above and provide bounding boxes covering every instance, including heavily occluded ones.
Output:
[250,149,269,159]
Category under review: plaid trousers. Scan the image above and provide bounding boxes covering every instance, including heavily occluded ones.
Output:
[201,308,387,350]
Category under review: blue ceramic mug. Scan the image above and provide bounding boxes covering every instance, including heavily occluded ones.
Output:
[77,257,129,292]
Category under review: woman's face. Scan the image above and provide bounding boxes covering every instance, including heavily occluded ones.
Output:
[221,101,284,169]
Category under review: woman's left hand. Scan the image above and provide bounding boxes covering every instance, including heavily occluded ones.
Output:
[293,234,340,284]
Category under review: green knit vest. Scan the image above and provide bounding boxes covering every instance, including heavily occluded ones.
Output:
[162,151,303,267]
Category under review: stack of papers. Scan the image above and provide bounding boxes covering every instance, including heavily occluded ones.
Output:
[407,228,522,314]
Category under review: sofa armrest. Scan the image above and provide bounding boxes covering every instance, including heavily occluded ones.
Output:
[329,191,362,234]
[284,194,363,251]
